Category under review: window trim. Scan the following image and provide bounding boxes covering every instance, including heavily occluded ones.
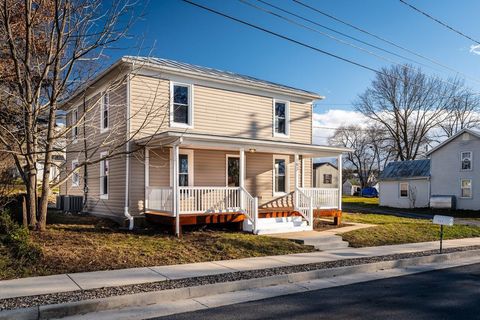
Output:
[170,149,194,187]
[99,151,109,200]
[170,82,194,129]
[460,178,473,199]
[460,151,473,171]
[71,107,78,144]
[100,92,110,133]
[273,155,289,196]
[272,99,290,138]
[71,159,80,187]
[399,182,409,198]
[225,154,241,187]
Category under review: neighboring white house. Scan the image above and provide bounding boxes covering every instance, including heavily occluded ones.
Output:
[313,162,338,188]
[427,128,480,210]
[342,179,361,196]
[379,159,430,208]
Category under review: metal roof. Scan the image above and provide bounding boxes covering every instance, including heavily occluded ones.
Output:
[123,56,322,99]
[379,159,430,180]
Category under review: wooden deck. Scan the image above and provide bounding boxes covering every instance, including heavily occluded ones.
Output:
[145,207,342,235]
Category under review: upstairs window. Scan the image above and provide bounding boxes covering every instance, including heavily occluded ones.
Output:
[171,83,193,127]
[323,174,332,184]
[100,152,109,199]
[461,179,472,198]
[72,108,78,142]
[100,92,109,132]
[71,160,79,187]
[274,100,289,136]
[461,151,472,171]
[399,182,409,198]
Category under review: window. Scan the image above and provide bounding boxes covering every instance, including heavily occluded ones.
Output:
[323,174,332,184]
[100,152,109,199]
[171,83,193,127]
[72,108,78,142]
[71,160,79,187]
[399,182,409,198]
[226,156,240,187]
[461,179,472,198]
[179,154,189,187]
[274,157,288,194]
[100,92,109,132]
[273,100,289,136]
[461,152,472,171]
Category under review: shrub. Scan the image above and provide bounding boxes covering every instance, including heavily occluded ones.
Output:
[0,210,42,263]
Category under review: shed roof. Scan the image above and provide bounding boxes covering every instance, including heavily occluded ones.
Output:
[313,162,337,170]
[379,159,430,180]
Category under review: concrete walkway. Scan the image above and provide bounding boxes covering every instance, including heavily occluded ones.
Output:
[0,237,478,301]
[268,222,374,250]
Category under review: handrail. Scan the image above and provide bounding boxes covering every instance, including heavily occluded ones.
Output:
[240,186,258,233]
[295,187,313,226]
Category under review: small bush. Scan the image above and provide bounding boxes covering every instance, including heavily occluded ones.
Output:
[0,211,42,263]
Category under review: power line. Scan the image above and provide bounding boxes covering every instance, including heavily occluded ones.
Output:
[399,0,480,45]
[292,0,480,84]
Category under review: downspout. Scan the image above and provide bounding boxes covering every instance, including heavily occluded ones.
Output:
[124,72,134,230]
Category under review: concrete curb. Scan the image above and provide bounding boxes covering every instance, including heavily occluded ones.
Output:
[2,249,479,320]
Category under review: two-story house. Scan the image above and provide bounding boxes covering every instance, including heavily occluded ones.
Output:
[61,57,348,235]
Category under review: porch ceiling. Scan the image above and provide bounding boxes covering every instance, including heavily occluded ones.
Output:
[136,131,351,157]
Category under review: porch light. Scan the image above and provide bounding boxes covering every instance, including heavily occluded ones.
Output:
[249,148,256,153]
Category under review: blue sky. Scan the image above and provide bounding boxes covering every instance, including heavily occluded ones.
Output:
[106,0,480,141]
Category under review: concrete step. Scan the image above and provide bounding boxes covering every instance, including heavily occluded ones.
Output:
[256,225,313,235]
[313,241,350,251]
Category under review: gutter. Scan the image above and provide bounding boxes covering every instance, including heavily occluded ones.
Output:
[124,71,134,230]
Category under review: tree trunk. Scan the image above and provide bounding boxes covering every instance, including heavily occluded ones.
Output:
[22,194,27,227]
[26,168,37,227]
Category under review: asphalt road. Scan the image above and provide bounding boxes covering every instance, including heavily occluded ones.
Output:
[153,263,480,320]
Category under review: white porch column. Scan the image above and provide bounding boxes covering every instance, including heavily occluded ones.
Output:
[300,156,305,188]
[294,154,299,208]
[173,144,180,236]
[337,153,343,210]
[144,147,149,212]
[239,148,245,209]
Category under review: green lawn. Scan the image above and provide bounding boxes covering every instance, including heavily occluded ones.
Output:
[342,196,379,206]
[342,213,480,247]
[0,212,314,280]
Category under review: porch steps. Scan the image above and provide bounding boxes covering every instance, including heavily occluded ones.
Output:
[243,217,313,235]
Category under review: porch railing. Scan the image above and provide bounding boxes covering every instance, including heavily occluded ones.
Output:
[299,188,339,209]
[295,187,313,226]
[146,186,173,212]
[179,186,240,214]
[240,186,258,233]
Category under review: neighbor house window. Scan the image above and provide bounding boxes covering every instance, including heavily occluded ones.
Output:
[461,152,472,171]
[399,182,409,198]
[323,174,332,184]
[461,179,472,198]
[71,160,79,187]
[274,156,288,194]
[273,100,289,136]
[171,83,193,127]
[100,92,109,132]
[100,152,109,199]
[72,108,78,142]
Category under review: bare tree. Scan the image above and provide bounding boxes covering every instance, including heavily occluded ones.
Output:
[438,89,480,138]
[0,0,141,230]
[355,65,460,161]
[329,124,393,188]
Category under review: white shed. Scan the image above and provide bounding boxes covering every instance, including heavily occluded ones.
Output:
[379,159,430,208]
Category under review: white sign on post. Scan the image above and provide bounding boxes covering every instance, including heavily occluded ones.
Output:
[433,215,454,226]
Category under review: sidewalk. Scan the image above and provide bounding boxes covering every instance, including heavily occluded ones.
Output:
[1,237,478,301]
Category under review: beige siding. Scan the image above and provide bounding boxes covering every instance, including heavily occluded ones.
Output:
[62,80,128,220]
[129,75,312,144]
[128,147,146,216]
[313,164,339,188]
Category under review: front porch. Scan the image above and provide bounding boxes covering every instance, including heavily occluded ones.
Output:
[140,132,346,235]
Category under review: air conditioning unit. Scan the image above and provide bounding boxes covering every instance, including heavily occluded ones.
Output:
[56,195,83,213]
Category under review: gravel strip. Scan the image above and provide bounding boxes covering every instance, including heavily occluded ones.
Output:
[1,245,480,311]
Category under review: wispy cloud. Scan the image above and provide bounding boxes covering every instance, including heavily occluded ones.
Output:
[470,44,480,55]
[313,109,368,145]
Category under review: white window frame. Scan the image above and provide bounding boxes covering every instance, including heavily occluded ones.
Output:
[460,151,473,171]
[100,92,110,133]
[99,151,109,200]
[273,155,289,196]
[71,159,80,187]
[225,154,241,187]
[170,82,194,129]
[273,99,290,138]
[71,107,78,143]
[170,149,194,187]
[399,182,409,198]
[460,178,473,199]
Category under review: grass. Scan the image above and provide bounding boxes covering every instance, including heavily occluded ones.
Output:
[342,213,480,247]
[0,211,314,280]
[342,196,379,206]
